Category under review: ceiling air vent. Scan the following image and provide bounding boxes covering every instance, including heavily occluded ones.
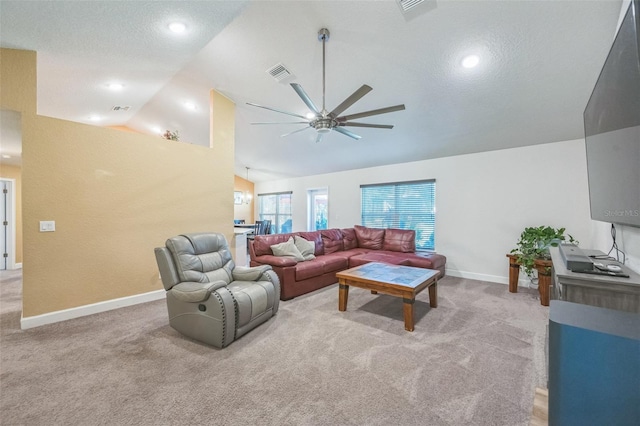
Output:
[111,105,131,111]
[266,63,294,83]
[398,0,425,13]
[397,0,436,20]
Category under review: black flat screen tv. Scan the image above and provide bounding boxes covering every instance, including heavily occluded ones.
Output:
[584,0,640,228]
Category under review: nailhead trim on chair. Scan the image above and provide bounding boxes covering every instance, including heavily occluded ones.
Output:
[211,291,227,346]
[227,289,239,342]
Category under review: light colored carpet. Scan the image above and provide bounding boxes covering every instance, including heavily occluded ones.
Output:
[0,269,548,425]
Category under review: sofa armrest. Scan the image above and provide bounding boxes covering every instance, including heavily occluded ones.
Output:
[253,255,298,268]
[169,280,227,303]
[232,265,274,282]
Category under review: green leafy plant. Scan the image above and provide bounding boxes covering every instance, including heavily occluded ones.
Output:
[510,226,577,277]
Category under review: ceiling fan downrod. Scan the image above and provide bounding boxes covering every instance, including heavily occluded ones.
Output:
[318,28,330,115]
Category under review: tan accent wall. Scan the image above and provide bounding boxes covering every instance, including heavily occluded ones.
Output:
[1,48,33,268]
[0,48,37,114]
[108,125,142,134]
[0,164,22,264]
[234,175,254,224]
[2,48,235,317]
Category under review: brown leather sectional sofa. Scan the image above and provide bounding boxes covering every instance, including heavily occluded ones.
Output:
[249,225,447,300]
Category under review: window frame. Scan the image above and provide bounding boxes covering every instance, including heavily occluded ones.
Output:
[360,179,436,251]
[257,191,293,234]
[307,187,329,231]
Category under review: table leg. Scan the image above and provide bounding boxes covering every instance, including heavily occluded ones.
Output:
[509,260,520,293]
[428,281,438,308]
[339,283,349,311]
[403,298,415,332]
[538,271,551,307]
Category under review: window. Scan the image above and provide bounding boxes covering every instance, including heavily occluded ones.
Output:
[258,191,292,234]
[361,180,436,250]
[308,188,328,231]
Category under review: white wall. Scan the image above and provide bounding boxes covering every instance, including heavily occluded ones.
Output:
[255,0,640,280]
[256,138,606,284]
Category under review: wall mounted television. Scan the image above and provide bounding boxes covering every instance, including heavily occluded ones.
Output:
[584,0,640,228]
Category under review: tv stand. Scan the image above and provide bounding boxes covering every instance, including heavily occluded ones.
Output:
[549,247,640,313]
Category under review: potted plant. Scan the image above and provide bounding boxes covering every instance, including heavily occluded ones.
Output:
[507,226,578,304]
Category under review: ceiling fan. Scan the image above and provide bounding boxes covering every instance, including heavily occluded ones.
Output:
[247,28,405,143]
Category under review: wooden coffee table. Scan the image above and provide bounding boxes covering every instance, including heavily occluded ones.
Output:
[336,262,438,331]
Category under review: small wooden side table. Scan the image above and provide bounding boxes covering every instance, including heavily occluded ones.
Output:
[506,254,552,306]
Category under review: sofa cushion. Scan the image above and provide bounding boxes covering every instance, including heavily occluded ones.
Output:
[320,229,344,254]
[382,228,416,253]
[295,259,324,281]
[341,228,358,250]
[252,254,298,267]
[294,236,316,260]
[297,231,324,256]
[321,249,368,262]
[404,252,447,270]
[319,254,349,274]
[270,237,304,262]
[349,252,410,268]
[253,234,296,257]
[354,225,385,250]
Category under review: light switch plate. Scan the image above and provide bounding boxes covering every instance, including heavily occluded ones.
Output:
[39,221,55,232]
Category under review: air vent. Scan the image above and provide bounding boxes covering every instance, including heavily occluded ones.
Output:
[266,63,294,82]
[397,0,436,21]
[398,0,425,13]
[111,105,131,111]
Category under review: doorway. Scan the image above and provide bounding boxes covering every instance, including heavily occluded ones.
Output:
[307,188,328,231]
[0,179,16,270]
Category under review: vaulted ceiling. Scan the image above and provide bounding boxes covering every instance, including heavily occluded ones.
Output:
[0,1,623,181]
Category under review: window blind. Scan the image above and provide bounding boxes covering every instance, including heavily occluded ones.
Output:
[361,180,436,250]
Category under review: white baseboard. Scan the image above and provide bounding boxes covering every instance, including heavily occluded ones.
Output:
[445,268,531,288]
[21,290,165,330]
[15,263,22,269]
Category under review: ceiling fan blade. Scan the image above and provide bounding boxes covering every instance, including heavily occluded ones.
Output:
[333,126,362,140]
[251,121,310,125]
[337,104,405,122]
[247,102,308,120]
[290,83,320,114]
[329,84,372,118]
[340,122,394,129]
[281,126,311,137]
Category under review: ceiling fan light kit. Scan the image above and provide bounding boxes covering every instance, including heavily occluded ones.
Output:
[249,28,405,143]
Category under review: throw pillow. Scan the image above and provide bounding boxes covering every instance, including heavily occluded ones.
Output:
[270,237,305,262]
[294,236,316,261]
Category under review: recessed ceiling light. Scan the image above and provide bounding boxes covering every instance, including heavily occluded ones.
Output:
[184,102,197,111]
[151,126,162,134]
[306,112,316,119]
[88,115,101,122]
[462,55,480,68]
[108,83,123,91]
[169,22,186,33]
[2,154,11,159]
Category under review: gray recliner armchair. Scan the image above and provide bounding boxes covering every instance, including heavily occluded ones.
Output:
[154,232,280,348]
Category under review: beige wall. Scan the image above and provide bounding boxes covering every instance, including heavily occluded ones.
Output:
[0,164,22,264]
[0,48,37,114]
[233,175,254,223]
[2,48,235,317]
[1,48,34,268]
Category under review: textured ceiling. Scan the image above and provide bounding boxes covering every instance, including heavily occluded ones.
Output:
[0,1,623,181]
